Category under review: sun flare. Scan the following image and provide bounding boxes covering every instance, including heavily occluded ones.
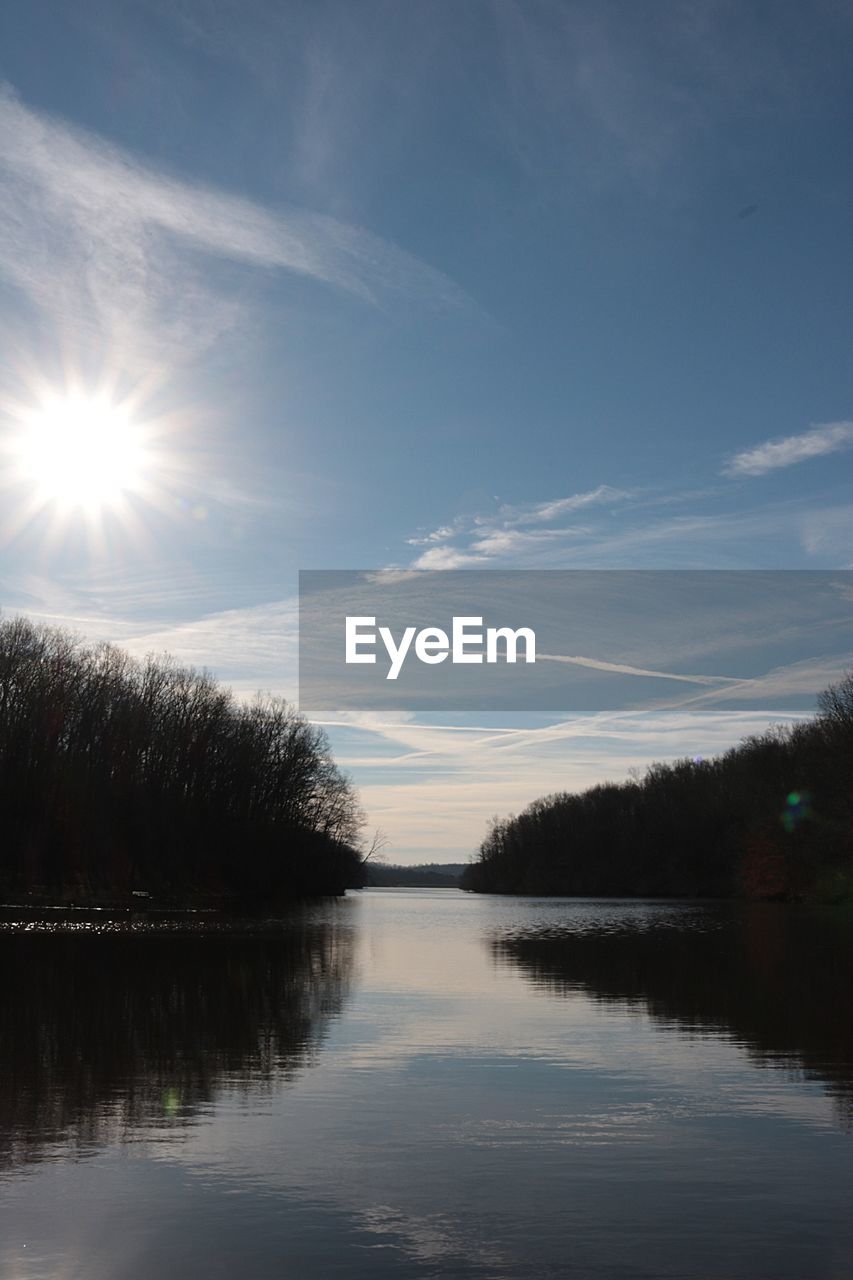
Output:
[16,391,146,511]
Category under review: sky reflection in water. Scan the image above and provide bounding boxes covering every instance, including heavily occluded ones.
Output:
[1,890,851,1279]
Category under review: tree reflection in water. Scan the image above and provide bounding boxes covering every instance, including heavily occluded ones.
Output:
[493,904,853,1128]
[0,912,354,1169]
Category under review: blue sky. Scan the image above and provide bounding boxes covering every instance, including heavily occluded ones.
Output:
[1,1,853,859]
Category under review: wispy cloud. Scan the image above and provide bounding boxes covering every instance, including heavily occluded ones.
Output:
[405,488,853,572]
[723,422,853,477]
[0,86,465,368]
[412,545,488,570]
[409,485,630,568]
[468,527,576,558]
[517,486,628,523]
[406,525,457,547]
[537,653,741,686]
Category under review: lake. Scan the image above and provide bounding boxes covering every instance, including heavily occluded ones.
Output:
[1,889,852,1278]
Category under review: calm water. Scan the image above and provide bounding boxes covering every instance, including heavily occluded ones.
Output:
[1,890,852,1279]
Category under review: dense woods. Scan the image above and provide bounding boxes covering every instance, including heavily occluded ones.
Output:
[463,676,853,900]
[0,616,366,903]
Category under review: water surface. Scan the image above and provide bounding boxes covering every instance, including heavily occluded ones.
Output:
[1,890,852,1278]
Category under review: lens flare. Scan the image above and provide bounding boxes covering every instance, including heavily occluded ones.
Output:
[781,788,811,832]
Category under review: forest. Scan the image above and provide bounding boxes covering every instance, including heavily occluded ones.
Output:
[0,616,366,904]
[462,675,853,901]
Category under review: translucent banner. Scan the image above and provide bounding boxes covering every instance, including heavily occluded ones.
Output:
[298,570,853,713]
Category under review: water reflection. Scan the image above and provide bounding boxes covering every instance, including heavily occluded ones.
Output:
[493,902,853,1126]
[0,910,354,1169]
[3,894,853,1280]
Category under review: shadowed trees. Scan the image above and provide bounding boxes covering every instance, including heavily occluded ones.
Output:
[462,674,853,900]
[0,616,366,903]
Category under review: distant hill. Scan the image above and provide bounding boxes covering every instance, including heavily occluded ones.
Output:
[365,862,466,888]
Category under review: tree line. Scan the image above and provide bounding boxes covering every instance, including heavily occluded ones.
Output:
[366,862,465,887]
[462,674,853,900]
[0,616,366,903]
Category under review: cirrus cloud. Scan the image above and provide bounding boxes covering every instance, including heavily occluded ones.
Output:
[723,422,853,477]
[0,85,466,370]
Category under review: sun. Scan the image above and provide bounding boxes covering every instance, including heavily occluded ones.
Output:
[2,374,196,549]
[16,390,146,512]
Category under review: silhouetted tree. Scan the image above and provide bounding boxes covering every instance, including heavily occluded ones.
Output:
[0,616,366,903]
[462,674,853,901]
